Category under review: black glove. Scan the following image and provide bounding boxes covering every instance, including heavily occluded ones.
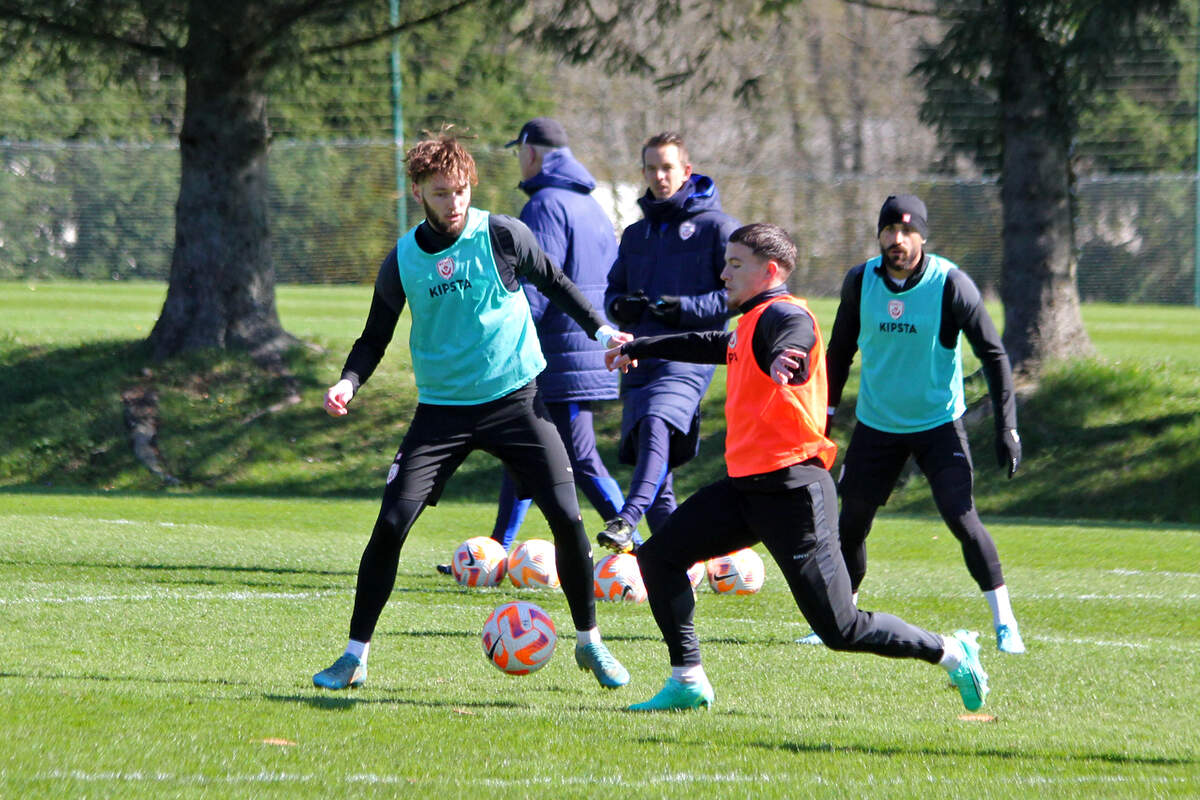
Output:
[648,295,682,327]
[996,428,1021,478]
[608,291,649,326]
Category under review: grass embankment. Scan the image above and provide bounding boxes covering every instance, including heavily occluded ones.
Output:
[1,281,1197,525]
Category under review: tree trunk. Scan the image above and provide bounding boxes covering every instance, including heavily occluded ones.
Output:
[148,5,290,360]
[998,11,1093,374]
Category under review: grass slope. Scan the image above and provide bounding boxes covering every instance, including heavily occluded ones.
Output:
[0,493,1197,798]
[2,281,1198,524]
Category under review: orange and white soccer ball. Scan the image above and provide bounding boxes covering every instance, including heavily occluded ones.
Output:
[451,536,508,587]
[507,538,560,589]
[687,561,707,590]
[481,600,557,675]
[706,548,765,595]
[593,552,646,602]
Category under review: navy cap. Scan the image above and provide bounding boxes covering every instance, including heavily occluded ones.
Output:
[877,194,929,239]
[505,117,568,148]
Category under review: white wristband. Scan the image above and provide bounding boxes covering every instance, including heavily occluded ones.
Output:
[593,324,618,343]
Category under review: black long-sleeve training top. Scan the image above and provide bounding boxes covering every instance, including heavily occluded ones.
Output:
[825,254,1017,431]
[339,214,607,392]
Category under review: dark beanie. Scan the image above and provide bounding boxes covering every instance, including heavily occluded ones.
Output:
[877,194,928,239]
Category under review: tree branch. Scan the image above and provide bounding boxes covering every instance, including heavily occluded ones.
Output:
[301,0,486,56]
[839,0,946,19]
[0,4,178,61]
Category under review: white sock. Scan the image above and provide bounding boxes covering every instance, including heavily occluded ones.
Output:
[938,635,964,672]
[576,628,601,646]
[671,664,708,685]
[984,585,1017,628]
[346,639,369,663]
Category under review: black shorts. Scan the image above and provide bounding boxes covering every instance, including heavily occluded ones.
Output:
[383,381,573,506]
[838,418,974,507]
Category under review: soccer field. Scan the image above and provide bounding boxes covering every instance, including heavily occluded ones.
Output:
[0,492,1196,798]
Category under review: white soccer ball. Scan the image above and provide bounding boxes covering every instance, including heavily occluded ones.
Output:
[481,600,557,675]
[687,561,707,590]
[507,538,560,589]
[593,552,647,603]
[706,548,766,595]
[450,536,508,587]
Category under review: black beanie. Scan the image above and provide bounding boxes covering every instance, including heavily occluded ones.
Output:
[877,194,928,239]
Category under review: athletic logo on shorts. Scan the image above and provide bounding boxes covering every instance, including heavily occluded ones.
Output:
[888,299,904,320]
[678,221,696,241]
[436,256,455,279]
[387,450,402,484]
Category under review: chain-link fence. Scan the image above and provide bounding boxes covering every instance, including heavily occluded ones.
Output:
[1,140,1196,304]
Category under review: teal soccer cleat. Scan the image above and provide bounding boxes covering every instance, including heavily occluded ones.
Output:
[627,677,714,712]
[947,630,989,711]
[574,642,630,688]
[795,630,824,646]
[313,653,366,690]
[995,623,1026,654]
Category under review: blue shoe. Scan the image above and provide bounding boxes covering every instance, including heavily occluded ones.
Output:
[996,623,1026,654]
[313,653,366,690]
[628,677,714,711]
[574,642,630,688]
[795,630,825,646]
[947,630,989,711]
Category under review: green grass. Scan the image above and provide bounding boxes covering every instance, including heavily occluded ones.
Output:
[0,492,1196,798]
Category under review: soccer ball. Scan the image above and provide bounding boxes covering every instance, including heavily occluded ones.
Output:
[451,536,508,587]
[507,538,560,589]
[593,552,646,602]
[687,561,707,590]
[706,548,765,595]
[481,600,557,675]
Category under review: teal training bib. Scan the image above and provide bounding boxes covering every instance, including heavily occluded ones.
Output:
[396,208,546,405]
[855,254,964,433]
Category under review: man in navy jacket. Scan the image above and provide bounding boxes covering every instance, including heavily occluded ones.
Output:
[484,118,627,552]
[598,132,739,553]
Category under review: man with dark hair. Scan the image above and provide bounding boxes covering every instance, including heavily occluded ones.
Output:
[797,193,1025,654]
[606,222,990,713]
[597,131,738,554]
[312,130,631,692]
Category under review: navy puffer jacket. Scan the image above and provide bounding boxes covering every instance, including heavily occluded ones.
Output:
[605,174,739,464]
[518,148,620,402]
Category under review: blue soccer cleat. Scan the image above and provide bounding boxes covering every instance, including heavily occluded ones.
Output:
[947,630,989,711]
[574,641,630,688]
[627,677,714,712]
[995,623,1026,654]
[313,653,366,690]
[795,630,825,646]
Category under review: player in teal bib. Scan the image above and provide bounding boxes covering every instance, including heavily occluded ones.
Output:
[796,194,1027,656]
[856,253,965,433]
[312,131,633,693]
[395,207,545,405]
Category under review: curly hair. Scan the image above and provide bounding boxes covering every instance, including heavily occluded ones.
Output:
[404,128,478,186]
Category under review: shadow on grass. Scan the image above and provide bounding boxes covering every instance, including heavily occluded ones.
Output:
[754,737,1198,768]
[0,558,354,580]
[264,693,524,711]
